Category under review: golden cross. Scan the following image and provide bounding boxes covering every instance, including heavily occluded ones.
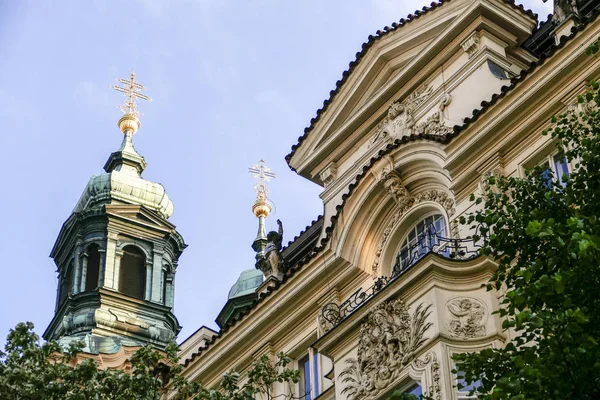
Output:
[112,71,151,116]
[249,160,276,199]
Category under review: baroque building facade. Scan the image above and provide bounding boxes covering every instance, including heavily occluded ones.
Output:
[176,0,600,399]
[42,0,600,397]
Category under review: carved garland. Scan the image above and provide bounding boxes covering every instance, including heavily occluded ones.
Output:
[340,298,433,400]
[372,189,456,276]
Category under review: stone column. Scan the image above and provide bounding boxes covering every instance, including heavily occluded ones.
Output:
[79,251,88,292]
[103,231,119,290]
[113,248,124,291]
[97,247,107,287]
[145,259,153,302]
[72,240,83,294]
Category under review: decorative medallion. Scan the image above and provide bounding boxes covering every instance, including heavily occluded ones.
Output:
[340,299,433,400]
[445,297,487,339]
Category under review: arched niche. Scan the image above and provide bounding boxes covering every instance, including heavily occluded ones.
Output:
[118,245,147,300]
[58,260,74,306]
[332,141,452,276]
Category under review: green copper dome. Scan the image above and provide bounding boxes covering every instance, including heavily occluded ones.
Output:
[228,269,263,299]
[73,131,174,219]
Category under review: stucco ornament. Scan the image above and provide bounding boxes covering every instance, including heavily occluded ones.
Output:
[382,171,414,210]
[340,299,433,400]
[446,297,487,338]
[412,352,442,400]
[369,84,434,147]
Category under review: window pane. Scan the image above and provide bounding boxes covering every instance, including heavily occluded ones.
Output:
[313,353,320,397]
[541,167,553,188]
[457,369,482,395]
[407,383,422,396]
[553,153,569,186]
[300,356,311,400]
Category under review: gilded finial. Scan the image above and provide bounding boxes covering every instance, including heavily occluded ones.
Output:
[112,70,151,134]
[249,160,275,218]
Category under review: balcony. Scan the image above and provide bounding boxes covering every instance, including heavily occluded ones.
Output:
[320,226,481,332]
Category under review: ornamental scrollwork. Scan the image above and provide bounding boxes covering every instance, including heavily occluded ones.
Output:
[340,299,433,400]
[411,352,441,400]
[370,86,453,147]
[446,297,487,339]
[369,84,434,147]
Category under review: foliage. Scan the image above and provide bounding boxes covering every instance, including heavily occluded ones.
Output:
[453,82,600,398]
[388,390,419,400]
[0,322,304,400]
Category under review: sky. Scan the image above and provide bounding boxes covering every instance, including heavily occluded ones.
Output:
[0,0,552,343]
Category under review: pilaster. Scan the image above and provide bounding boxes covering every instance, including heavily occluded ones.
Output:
[103,231,119,290]
[151,245,165,303]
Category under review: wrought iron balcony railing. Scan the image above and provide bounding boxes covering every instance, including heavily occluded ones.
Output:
[319,226,481,332]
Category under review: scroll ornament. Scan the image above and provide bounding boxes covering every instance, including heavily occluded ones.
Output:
[340,299,433,400]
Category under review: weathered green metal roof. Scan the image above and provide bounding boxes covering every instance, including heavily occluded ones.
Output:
[228,269,263,299]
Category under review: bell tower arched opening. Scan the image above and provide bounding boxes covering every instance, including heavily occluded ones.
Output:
[118,246,147,300]
[84,244,100,292]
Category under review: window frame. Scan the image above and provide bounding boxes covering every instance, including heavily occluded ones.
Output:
[298,349,321,400]
[393,211,449,274]
[539,151,572,188]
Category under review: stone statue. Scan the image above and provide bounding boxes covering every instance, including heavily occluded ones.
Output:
[554,0,580,23]
[256,219,285,278]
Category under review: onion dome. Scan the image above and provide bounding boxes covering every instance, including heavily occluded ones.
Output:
[73,114,174,219]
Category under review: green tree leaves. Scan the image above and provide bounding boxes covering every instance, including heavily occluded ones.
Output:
[0,323,305,400]
[453,82,600,399]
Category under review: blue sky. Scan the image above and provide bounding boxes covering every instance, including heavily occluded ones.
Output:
[0,0,551,343]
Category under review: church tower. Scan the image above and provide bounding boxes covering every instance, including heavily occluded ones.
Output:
[43,73,186,353]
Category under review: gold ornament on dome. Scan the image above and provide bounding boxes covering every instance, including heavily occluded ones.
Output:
[249,159,276,217]
[112,71,151,134]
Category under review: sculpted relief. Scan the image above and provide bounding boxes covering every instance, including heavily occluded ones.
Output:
[369,84,452,147]
[445,297,487,338]
[340,298,433,400]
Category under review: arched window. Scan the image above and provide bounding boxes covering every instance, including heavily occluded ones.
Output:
[58,261,73,306]
[118,246,146,300]
[85,244,100,292]
[394,213,447,275]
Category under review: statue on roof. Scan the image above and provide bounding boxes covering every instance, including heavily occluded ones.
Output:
[256,219,286,278]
